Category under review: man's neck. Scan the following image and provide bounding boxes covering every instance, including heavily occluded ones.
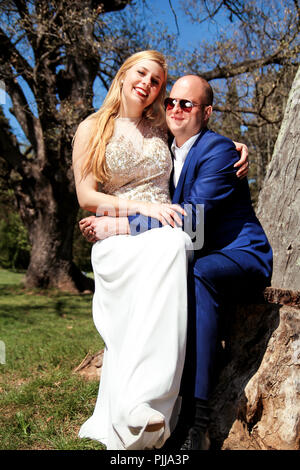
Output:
[174,131,201,148]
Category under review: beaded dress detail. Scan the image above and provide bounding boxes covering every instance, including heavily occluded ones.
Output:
[101,117,172,203]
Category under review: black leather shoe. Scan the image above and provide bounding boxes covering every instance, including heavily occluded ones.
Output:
[180,426,210,450]
[161,422,191,450]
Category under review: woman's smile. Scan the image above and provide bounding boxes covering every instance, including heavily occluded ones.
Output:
[134,86,149,98]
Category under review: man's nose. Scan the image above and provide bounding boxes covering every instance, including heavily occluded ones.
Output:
[172,101,182,113]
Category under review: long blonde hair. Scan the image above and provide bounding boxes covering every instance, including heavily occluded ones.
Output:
[79,50,168,183]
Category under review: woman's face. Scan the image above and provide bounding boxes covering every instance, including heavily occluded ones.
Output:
[120,59,165,117]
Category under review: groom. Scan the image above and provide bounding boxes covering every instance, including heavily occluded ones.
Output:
[79,75,273,450]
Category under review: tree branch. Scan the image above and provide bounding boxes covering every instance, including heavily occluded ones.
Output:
[0,27,35,91]
[92,0,133,14]
[213,105,282,126]
[168,0,180,35]
[13,0,37,50]
[3,64,40,152]
[0,113,26,172]
[198,44,300,81]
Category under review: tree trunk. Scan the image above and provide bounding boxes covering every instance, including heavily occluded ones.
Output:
[24,206,94,293]
[209,288,300,450]
[12,157,94,293]
[256,66,300,291]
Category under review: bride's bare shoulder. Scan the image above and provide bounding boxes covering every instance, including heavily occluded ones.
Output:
[75,114,97,138]
[72,115,98,164]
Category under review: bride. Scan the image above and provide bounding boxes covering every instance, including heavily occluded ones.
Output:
[73,50,194,450]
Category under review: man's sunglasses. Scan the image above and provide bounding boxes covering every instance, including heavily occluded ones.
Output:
[164,98,209,112]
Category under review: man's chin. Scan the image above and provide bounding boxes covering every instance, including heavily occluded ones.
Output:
[166,121,185,134]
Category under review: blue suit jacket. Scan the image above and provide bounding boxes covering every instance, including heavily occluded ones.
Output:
[128,128,272,280]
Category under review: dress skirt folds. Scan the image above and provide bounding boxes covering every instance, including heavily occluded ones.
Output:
[78,226,193,450]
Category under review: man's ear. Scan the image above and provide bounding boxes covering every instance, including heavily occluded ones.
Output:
[204,105,213,122]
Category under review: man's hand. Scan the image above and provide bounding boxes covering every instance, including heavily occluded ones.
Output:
[138,201,186,227]
[233,141,249,179]
[79,215,130,242]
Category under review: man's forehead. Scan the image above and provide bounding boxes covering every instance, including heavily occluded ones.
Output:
[170,78,204,101]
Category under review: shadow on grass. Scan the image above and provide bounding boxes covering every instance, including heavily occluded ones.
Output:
[0,284,93,325]
[0,301,93,321]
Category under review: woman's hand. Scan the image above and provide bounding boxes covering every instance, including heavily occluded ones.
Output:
[79,216,98,242]
[79,215,130,241]
[138,202,187,227]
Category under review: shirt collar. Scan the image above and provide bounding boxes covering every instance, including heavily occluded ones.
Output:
[171,131,202,160]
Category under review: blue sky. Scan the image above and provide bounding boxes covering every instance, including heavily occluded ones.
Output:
[148,0,199,48]
[146,0,223,49]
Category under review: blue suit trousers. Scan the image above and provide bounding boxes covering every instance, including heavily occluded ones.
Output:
[182,249,270,401]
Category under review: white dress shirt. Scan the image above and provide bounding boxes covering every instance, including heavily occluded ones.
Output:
[171,132,201,187]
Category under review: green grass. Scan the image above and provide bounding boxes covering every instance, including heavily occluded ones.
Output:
[0,268,104,450]
[0,268,25,285]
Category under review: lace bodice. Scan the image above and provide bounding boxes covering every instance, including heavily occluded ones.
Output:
[100,117,172,203]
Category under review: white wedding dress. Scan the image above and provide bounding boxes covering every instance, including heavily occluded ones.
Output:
[78,117,193,450]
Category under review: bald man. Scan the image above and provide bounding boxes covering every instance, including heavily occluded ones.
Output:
[159,76,272,450]
[80,76,272,450]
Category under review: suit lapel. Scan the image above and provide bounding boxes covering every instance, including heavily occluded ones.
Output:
[172,130,207,203]
[169,149,175,197]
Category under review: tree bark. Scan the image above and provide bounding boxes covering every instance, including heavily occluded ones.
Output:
[209,289,300,450]
[256,66,300,291]
[20,182,93,292]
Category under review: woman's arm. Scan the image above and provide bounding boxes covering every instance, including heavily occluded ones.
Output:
[72,120,185,225]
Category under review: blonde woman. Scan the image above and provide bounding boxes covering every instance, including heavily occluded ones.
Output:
[73,50,193,450]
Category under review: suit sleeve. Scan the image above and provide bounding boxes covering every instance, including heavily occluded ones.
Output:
[128,213,163,235]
